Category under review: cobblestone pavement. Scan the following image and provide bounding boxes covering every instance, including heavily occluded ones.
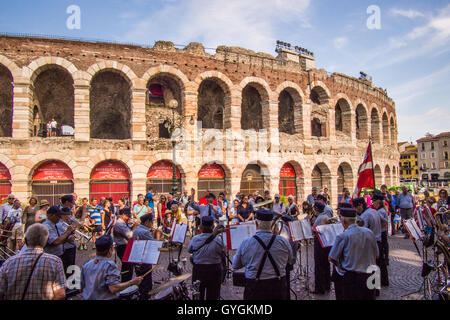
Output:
[74,232,430,300]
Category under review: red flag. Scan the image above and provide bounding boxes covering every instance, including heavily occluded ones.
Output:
[353,142,375,198]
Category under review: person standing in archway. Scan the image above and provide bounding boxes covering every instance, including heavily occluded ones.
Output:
[50,118,57,137]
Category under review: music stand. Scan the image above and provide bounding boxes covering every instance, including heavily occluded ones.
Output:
[401,218,433,300]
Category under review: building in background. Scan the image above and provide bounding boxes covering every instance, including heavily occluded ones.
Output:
[417,132,450,188]
[399,144,418,184]
[0,35,400,205]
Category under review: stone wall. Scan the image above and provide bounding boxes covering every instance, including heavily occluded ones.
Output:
[0,35,401,205]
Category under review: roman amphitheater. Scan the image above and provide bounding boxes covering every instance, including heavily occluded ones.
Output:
[0,35,400,205]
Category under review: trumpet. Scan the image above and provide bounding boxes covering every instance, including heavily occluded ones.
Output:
[60,221,91,241]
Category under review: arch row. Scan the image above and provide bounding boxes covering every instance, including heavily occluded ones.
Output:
[0,54,397,143]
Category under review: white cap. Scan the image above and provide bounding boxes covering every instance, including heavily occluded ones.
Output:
[7,194,15,199]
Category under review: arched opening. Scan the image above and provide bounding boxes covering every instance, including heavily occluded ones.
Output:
[197,163,225,198]
[147,160,182,194]
[310,86,329,137]
[312,163,331,197]
[371,108,381,143]
[90,160,130,203]
[197,79,225,129]
[32,65,74,137]
[31,160,74,206]
[337,162,353,193]
[382,112,390,144]
[335,99,352,137]
[147,74,183,112]
[146,74,183,139]
[0,162,11,201]
[279,163,297,200]
[240,163,265,196]
[385,165,392,187]
[241,84,264,130]
[356,104,369,140]
[90,70,131,139]
[390,116,395,146]
[278,89,295,134]
[0,64,13,137]
[374,164,382,187]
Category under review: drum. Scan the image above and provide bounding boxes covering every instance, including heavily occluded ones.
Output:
[152,287,174,300]
[232,270,246,287]
[119,285,139,300]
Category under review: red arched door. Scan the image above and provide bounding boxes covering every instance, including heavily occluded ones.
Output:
[90,160,130,203]
[198,164,225,198]
[279,163,297,200]
[31,160,74,206]
[147,160,181,194]
[0,163,11,202]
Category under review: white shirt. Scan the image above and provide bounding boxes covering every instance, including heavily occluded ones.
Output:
[51,121,57,128]
[7,207,23,226]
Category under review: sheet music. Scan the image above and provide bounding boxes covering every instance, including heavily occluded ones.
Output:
[141,241,163,264]
[128,240,162,264]
[128,240,147,263]
[223,222,256,250]
[314,223,344,247]
[171,223,188,243]
[301,219,314,239]
[405,219,423,241]
[289,219,314,241]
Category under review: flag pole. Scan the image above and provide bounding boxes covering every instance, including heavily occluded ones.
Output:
[369,136,375,190]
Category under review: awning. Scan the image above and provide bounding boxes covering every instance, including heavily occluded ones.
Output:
[32,160,74,181]
[147,160,181,179]
[0,163,11,180]
[91,160,130,180]
[280,163,295,178]
[198,164,225,179]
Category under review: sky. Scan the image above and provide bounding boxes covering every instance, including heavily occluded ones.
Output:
[0,0,449,143]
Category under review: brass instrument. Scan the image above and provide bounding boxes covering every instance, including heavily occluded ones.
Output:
[60,221,91,241]
[325,217,339,224]
[253,199,274,209]
[271,215,283,235]
[435,209,449,232]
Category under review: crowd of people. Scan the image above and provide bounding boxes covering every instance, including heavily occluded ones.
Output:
[0,183,448,300]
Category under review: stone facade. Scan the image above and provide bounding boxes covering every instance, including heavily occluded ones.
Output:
[0,35,400,204]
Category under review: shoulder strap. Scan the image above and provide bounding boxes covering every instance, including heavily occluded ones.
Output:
[191,234,216,253]
[22,252,44,300]
[253,235,280,281]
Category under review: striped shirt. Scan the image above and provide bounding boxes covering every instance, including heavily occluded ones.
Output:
[0,248,66,300]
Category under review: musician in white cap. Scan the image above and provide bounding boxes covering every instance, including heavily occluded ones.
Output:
[232,209,294,300]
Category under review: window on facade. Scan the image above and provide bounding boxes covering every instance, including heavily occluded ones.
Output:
[432,162,436,169]
[422,143,425,151]
[444,151,449,160]
[431,142,434,150]
[444,140,448,147]
[415,170,418,174]
[431,152,435,158]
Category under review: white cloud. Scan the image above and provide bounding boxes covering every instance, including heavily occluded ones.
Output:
[333,37,348,49]
[390,64,450,105]
[361,4,450,70]
[397,107,450,142]
[120,0,311,53]
[390,8,425,19]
